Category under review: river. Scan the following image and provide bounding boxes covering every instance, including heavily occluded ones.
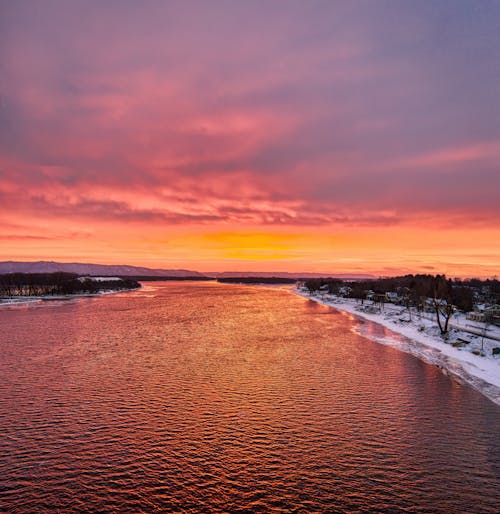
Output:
[0,282,498,512]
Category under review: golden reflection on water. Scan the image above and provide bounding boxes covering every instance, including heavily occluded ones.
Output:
[0,282,499,513]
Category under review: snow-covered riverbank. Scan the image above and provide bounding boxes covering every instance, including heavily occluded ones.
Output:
[294,289,500,406]
[0,287,139,308]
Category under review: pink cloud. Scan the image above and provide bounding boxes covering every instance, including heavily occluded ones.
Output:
[0,0,499,252]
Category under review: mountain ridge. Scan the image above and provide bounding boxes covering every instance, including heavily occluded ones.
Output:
[0,261,207,277]
[0,261,375,279]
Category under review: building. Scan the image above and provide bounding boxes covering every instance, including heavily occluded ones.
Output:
[467,305,500,326]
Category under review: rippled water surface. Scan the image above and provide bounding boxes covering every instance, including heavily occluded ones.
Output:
[1,282,499,513]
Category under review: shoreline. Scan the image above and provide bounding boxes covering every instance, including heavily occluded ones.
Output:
[0,286,140,308]
[2,281,498,405]
[293,289,500,406]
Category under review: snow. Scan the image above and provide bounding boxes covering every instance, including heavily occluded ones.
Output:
[294,289,500,406]
[0,297,44,307]
[0,288,135,309]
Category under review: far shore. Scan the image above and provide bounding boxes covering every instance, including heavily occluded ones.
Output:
[0,286,140,308]
[293,288,500,406]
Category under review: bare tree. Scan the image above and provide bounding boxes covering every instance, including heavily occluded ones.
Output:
[432,275,455,335]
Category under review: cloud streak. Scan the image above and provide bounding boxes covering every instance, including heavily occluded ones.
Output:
[1,0,499,274]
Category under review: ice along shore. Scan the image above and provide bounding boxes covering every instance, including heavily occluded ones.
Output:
[293,289,500,406]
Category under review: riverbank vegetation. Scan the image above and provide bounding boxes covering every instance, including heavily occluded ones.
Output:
[122,275,213,281]
[217,277,296,284]
[302,274,499,335]
[0,273,140,297]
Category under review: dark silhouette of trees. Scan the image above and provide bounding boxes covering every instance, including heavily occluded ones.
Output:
[0,273,140,297]
[301,273,487,333]
[431,275,455,335]
[218,277,296,284]
[450,286,473,312]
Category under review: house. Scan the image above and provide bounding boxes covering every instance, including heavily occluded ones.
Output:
[486,305,500,326]
[338,286,352,297]
[373,293,387,304]
[467,305,487,322]
[386,292,399,303]
[467,305,500,326]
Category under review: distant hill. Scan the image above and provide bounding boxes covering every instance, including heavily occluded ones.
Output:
[208,271,376,280]
[0,261,207,278]
[0,261,375,280]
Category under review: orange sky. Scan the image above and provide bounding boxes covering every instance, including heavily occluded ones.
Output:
[1,2,499,278]
[2,209,499,277]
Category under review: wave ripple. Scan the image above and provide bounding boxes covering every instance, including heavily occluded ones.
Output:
[1,282,499,512]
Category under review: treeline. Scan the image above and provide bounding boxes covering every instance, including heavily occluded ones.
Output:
[217,277,297,284]
[121,275,213,282]
[0,273,140,297]
[460,278,500,295]
[303,274,500,313]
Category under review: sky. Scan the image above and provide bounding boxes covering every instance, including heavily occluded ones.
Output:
[1,0,499,277]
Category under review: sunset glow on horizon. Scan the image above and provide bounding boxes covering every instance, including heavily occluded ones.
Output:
[1,1,499,278]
